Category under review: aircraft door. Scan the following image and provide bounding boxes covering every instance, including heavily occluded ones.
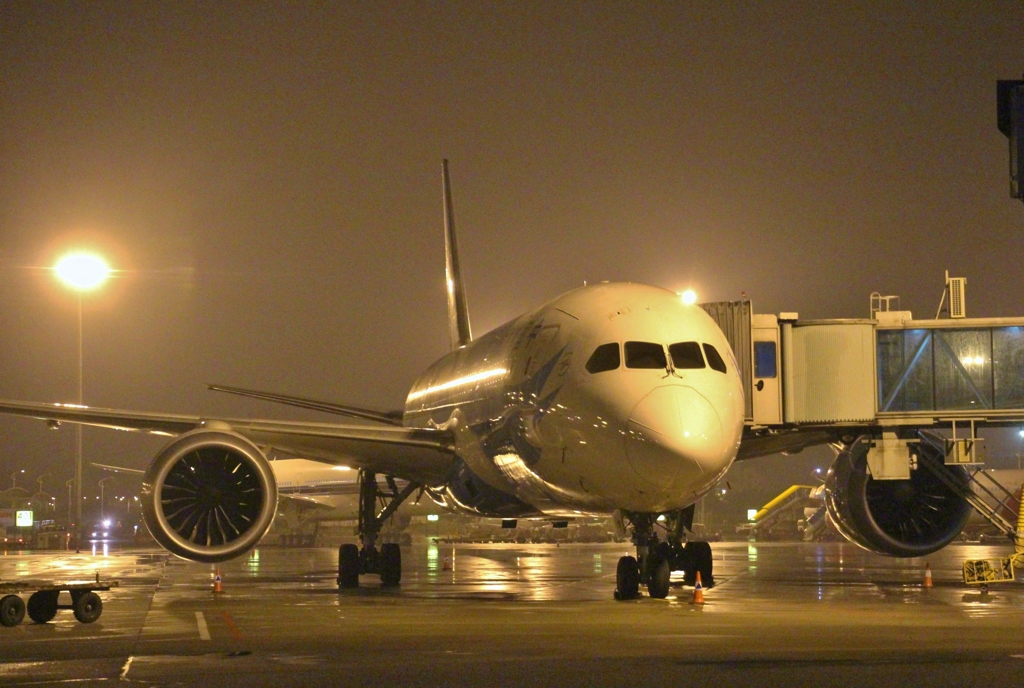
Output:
[751,314,782,425]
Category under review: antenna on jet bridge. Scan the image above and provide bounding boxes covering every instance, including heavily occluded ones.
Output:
[443,159,473,349]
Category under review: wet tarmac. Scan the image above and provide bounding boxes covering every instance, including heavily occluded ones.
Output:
[1,541,1023,686]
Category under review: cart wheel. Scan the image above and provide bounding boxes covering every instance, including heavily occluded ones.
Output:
[72,591,102,624]
[27,591,59,624]
[0,594,25,627]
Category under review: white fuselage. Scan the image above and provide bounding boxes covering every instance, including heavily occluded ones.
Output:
[403,283,745,518]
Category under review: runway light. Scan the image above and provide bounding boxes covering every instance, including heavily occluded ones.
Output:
[680,289,697,305]
[54,252,111,291]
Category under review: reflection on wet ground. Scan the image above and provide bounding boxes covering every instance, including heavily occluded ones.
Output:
[1,541,1023,686]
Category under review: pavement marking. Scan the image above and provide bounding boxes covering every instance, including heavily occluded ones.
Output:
[195,611,211,641]
[221,611,244,641]
[120,655,134,679]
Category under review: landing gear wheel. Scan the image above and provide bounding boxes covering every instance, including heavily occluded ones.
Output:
[0,595,25,627]
[380,543,402,587]
[72,591,102,624]
[338,543,360,589]
[615,555,640,600]
[27,591,59,624]
[647,556,671,599]
[684,541,714,588]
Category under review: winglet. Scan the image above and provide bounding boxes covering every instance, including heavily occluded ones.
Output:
[443,159,472,349]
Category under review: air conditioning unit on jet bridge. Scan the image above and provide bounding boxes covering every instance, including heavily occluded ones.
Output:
[947,273,966,319]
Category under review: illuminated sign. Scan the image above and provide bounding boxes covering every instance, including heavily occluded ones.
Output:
[16,511,33,527]
[747,509,758,522]
[427,514,439,522]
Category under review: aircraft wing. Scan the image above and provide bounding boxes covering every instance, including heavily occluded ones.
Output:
[0,399,456,486]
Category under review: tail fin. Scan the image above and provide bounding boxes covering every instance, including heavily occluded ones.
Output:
[443,159,472,349]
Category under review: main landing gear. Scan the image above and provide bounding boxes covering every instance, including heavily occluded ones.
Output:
[338,470,420,590]
[614,508,714,601]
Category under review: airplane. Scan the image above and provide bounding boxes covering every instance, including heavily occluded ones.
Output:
[0,161,976,600]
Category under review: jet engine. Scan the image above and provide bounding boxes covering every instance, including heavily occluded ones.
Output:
[141,428,278,563]
[824,435,972,557]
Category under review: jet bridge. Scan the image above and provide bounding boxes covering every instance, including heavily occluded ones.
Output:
[703,280,1024,484]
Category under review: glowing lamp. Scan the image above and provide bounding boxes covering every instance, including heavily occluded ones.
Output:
[54,252,111,291]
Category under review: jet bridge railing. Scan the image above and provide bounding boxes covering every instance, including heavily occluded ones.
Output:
[916,432,1019,539]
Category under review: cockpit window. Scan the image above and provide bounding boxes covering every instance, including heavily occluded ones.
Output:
[669,342,705,369]
[703,343,728,374]
[585,343,620,374]
[625,341,667,369]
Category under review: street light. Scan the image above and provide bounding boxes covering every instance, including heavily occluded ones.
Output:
[10,469,24,489]
[98,477,114,521]
[37,473,51,494]
[54,253,111,291]
[54,250,111,552]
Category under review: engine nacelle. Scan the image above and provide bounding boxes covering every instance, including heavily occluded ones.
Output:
[141,428,278,563]
[824,435,972,557]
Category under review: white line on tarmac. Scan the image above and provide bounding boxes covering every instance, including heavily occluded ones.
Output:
[120,655,134,679]
[195,611,211,641]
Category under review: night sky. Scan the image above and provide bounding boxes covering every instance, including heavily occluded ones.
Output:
[1,2,1022,509]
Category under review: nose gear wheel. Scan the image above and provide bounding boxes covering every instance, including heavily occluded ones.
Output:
[614,507,714,601]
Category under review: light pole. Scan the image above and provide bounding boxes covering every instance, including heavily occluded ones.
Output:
[98,477,114,522]
[54,251,111,552]
[35,473,51,517]
[65,478,74,528]
[10,469,24,489]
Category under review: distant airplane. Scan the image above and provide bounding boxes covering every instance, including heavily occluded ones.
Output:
[0,161,975,599]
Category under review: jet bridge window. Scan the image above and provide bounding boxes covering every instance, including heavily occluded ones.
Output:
[703,343,728,374]
[669,342,706,369]
[625,341,667,369]
[753,341,777,378]
[585,343,620,374]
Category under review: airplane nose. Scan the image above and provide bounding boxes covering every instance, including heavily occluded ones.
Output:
[624,385,724,491]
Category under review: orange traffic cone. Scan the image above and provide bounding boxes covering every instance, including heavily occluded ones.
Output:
[213,568,224,594]
[923,563,933,589]
[691,571,705,605]
[443,556,451,572]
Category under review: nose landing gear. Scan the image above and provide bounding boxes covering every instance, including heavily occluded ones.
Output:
[614,508,714,600]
